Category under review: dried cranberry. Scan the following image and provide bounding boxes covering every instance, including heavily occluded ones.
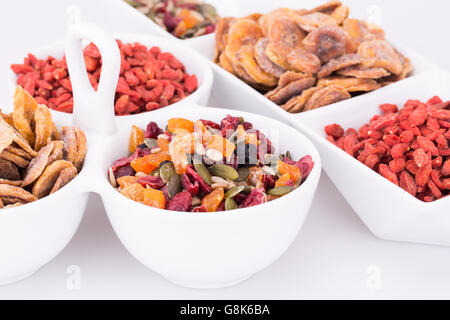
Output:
[192,205,207,212]
[181,173,199,196]
[201,119,221,130]
[168,191,192,212]
[186,165,212,193]
[240,188,267,208]
[163,12,182,32]
[296,156,315,179]
[145,121,163,139]
[221,115,241,137]
[137,175,165,189]
[114,165,135,179]
[262,175,277,189]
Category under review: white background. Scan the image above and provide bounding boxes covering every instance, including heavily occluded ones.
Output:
[1,0,450,299]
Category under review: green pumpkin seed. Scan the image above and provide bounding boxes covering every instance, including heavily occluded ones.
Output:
[209,164,239,181]
[268,186,294,197]
[225,186,245,199]
[160,162,176,183]
[150,168,160,177]
[167,174,182,198]
[144,138,158,149]
[235,166,250,182]
[194,163,213,185]
[225,198,238,211]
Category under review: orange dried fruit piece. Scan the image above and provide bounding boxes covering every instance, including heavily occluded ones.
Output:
[0,115,17,154]
[157,136,170,151]
[275,173,293,188]
[178,9,200,29]
[307,1,343,14]
[304,85,351,111]
[337,65,390,79]
[171,143,189,175]
[207,134,236,158]
[129,125,144,153]
[34,104,53,152]
[117,176,138,188]
[0,109,14,127]
[168,118,194,133]
[131,151,171,174]
[172,133,195,154]
[219,51,236,74]
[295,12,338,32]
[358,40,403,75]
[49,166,78,194]
[317,76,381,92]
[215,17,236,59]
[281,86,322,113]
[201,187,225,212]
[13,86,37,147]
[265,72,316,105]
[278,160,301,182]
[303,25,349,63]
[286,48,321,74]
[120,183,145,202]
[237,45,277,87]
[317,53,364,79]
[194,120,212,144]
[254,38,286,77]
[343,18,385,53]
[330,5,349,24]
[142,187,166,209]
[21,143,53,187]
[32,160,75,199]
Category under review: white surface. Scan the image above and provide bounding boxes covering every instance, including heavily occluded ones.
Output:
[1,0,450,299]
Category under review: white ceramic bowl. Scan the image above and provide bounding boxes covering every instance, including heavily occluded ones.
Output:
[8,34,213,126]
[290,71,450,246]
[0,131,94,285]
[98,105,322,289]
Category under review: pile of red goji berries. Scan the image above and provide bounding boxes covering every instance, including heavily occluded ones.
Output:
[11,40,198,115]
[325,96,450,202]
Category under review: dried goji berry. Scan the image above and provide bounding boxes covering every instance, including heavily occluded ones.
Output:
[325,123,344,139]
[399,171,417,197]
[379,164,399,185]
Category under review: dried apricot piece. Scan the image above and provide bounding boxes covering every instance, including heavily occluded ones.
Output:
[296,12,338,32]
[157,136,170,151]
[304,85,351,111]
[120,183,145,202]
[172,133,196,154]
[317,76,381,92]
[343,18,385,53]
[358,40,403,75]
[254,38,286,77]
[21,143,53,187]
[338,65,390,79]
[207,134,236,158]
[265,73,316,105]
[129,125,144,154]
[237,45,277,87]
[117,176,139,188]
[34,104,53,152]
[278,160,301,182]
[303,25,349,63]
[286,48,321,74]
[201,187,225,212]
[265,18,307,70]
[142,187,166,209]
[0,151,29,168]
[49,166,78,194]
[317,53,363,79]
[171,143,189,175]
[275,173,293,188]
[282,86,322,113]
[32,160,75,199]
[0,184,37,203]
[167,118,194,134]
[131,151,171,174]
[13,86,37,147]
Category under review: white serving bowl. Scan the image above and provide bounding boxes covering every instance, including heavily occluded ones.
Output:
[98,105,322,289]
[8,34,213,126]
[0,130,95,285]
[290,71,450,246]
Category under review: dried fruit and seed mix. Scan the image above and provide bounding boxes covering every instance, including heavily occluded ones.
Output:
[11,41,198,115]
[125,0,219,39]
[325,97,450,202]
[214,1,412,113]
[110,115,314,212]
[0,86,87,210]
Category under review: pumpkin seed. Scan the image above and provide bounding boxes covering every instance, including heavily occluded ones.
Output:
[225,186,245,199]
[268,186,294,197]
[225,198,238,211]
[209,164,239,181]
[144,138,158,149]
[160,161,176,183]
[167,174,182,198]
[150,167,160,177]
[235,166,250,182]
[194,163,213,185]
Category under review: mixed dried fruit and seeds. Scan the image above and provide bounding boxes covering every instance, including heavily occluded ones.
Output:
[11,41,198,115]
[325,96,450,202]
[109,115,314,212]
[0,86,87,209]
[214,1,412,113]
[125,0,219,39]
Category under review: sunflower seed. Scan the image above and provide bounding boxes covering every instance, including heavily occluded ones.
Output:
[108,167,116,187]
[262,165,276,176]
[151,147,162,154]
[206,149,223,162]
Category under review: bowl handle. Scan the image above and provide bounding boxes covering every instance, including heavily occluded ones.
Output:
[64,6,120,135]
